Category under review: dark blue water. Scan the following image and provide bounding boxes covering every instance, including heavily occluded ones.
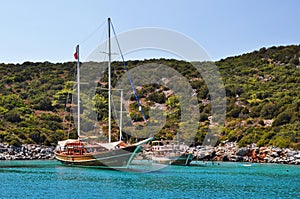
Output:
[0,160,299,199]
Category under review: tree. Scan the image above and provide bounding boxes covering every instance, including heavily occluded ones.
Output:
[227,106,242,118]
[5,108,22,123]
[33,96,54,111]
[0,94,25,110]
[260,103,277,119]
[272,111,292,126]
[148,92,166,104]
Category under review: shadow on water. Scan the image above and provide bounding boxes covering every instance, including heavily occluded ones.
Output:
[56,163,169,174]
[0,159,58,166]
[0,159,166,175]
[0,160,61,174]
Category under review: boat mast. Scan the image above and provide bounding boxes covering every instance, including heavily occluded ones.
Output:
[76,44,81,138]
[108,18,112,143]
[119,89,123,141]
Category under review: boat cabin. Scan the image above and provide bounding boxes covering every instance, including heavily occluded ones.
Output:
[55,139,88,156]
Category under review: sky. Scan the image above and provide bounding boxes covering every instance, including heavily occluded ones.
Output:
[0,0,299,63]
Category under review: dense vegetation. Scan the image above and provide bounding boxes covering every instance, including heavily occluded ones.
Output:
[0,45,299,149]
[218,45,300,149]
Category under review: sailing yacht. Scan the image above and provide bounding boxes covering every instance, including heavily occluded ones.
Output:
[55,18,152,169]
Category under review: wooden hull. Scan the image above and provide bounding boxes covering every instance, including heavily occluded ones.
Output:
[55,145,141,168]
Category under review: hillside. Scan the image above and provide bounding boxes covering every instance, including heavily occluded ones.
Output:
[0,45,299,149]
[217,45,300,149]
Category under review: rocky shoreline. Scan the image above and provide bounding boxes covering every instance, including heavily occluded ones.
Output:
[0,143,54,160]
[1,142,300,165]
[194,142,300,165]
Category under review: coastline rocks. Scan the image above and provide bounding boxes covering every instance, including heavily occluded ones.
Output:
[0,143,55,160]
[236,147,249,156]
[221,154,229,161]
[1,141,300,165]
[193,142,300,165]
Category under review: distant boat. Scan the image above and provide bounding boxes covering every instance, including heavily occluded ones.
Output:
[55,18,152,169]
[149,140,194,166]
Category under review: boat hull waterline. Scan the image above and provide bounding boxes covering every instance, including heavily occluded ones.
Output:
[151,153,194,166]
[55,145,141,168]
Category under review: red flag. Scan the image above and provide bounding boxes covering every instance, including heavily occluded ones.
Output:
[74,45,79,60]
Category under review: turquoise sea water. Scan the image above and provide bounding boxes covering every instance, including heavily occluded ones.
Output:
[0,160,299,199]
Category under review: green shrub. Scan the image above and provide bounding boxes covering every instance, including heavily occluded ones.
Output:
[260,103,277,119]
[273,111,292,126]
[5,108,22,123]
